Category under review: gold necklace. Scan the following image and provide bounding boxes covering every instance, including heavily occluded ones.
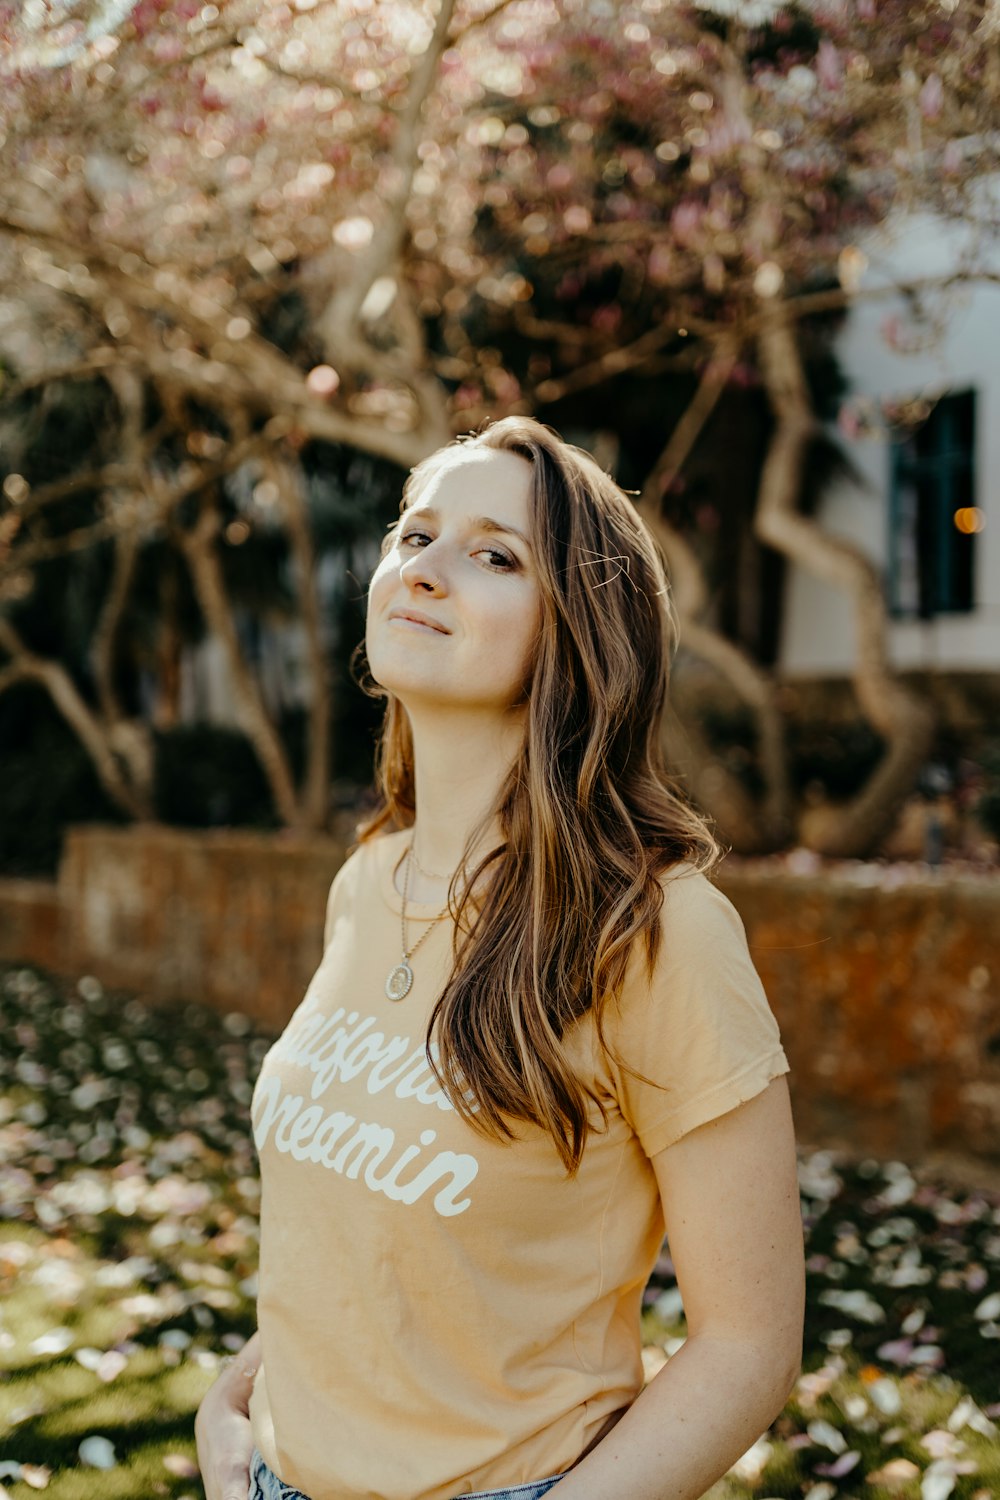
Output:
[409,843,456,882]
[385,843,451,1002]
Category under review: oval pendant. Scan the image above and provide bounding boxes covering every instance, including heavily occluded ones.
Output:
[385,962,414,1001]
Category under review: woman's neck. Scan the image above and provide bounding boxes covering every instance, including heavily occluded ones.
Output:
[403,700,526,879]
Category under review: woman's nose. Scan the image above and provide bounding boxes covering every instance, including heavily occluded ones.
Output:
[400,546,447,594]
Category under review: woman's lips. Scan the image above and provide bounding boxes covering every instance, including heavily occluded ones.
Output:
[388,611,450,634]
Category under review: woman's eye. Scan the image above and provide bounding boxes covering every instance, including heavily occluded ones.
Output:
[398,531,516,571]
[476,547,516,571]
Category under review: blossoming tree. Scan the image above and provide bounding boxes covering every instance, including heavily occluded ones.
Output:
[1,0,996,848]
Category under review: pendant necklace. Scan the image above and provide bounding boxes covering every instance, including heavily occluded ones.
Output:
[385,841,453,1001]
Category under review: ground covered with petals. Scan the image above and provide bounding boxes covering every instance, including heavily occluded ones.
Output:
[1,965,998,1500]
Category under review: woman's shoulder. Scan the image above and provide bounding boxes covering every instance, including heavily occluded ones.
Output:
[322,829,403,934]
[652,857,744,938]
[605,857,787,1154]
[331,828,405,894]
[612,856,763,1007]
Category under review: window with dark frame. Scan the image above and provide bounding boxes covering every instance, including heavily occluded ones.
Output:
[888,389,977,619]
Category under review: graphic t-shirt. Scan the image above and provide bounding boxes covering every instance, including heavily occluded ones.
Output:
[247,829,790,1500]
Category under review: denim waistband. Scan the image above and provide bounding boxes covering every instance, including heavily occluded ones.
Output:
[248,1446,566,1500]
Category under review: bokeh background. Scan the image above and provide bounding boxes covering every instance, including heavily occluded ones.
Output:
[1,2,999,1498]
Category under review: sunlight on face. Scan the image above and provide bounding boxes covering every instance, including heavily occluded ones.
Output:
[366,448,542,719]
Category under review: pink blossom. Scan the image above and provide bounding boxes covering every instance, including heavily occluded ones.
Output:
[670,200,703,247]
[815,1452,862,1479]
[942,140,963,175]
[837,404,861,440]
[453,383,483,410]
[152,36,185,63]
[880,314,902,350]
[816,41,843,91]
[919,73,944,119]
[647,245,673,284]
[591,304,622,334]
[727,363,756,389]
[875,1336,914,1365]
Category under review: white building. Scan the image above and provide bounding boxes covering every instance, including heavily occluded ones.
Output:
[780,209,999,681]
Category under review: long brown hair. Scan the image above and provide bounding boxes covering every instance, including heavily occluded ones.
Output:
[355,416,721,1170]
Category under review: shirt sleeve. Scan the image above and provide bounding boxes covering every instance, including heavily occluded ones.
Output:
[605,866,790,1158]
[322,852,357,950]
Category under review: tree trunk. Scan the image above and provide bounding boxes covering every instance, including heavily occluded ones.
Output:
[153,549,183,730]
[0,620,149,819]
[754,304,935,857]
[660,692,768,855]
[179,502,305,830]
[88,367,156,805]
[90,525,155,807]
[265,455,333,831]
[632,344,794,851]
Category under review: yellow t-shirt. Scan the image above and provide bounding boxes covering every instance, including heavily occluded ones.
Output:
[248,829,789,1500]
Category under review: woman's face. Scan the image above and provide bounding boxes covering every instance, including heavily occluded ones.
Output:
[366,447,543,718]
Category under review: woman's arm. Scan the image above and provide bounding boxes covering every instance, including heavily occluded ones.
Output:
[194,1329,261,1500]
[555,1076,804,1500]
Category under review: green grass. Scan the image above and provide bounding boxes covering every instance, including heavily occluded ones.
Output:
[1,963,999,1500]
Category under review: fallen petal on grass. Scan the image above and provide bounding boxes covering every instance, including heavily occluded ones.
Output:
[868,1457,921,1488]
[19,1466,51,1491]
[807,1418,847,1453]
[5,962,1000,1500]
[973,1291,1000,1320]
[77,1437,117,1470]
[162,1454,200,1478]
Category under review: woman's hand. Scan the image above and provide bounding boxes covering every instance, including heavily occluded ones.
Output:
[194,1333,260,1500]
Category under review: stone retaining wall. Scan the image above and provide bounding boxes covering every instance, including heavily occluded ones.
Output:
[723,867,1000,1171]
[1,826,998,1175]
[0,878,67,974]
[0,825,347,1031]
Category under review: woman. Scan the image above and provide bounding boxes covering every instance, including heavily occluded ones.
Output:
[195,416,804,1500]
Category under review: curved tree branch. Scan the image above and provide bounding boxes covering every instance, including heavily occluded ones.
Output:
[89,367,155,805]
[634,342,794,850]
[311,0,455,451]
[178,498,304,831]
[0,616,149,818]
[754,301,935,856]
[263,454,333,831]
[0,213,441,468]
[318,0,458,347]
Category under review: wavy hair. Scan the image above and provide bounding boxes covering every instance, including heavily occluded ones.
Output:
[355,416,722,1171]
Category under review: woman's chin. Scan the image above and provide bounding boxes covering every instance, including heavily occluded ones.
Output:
[393,688,521,723]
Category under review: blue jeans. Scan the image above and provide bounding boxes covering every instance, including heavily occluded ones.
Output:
[249,1446,566,1500]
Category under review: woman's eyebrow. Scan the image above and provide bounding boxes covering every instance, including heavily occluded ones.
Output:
[404,506,531,549]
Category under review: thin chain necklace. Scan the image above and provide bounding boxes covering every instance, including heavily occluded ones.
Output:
[385,842,452,1002]
[408,843,455,882]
